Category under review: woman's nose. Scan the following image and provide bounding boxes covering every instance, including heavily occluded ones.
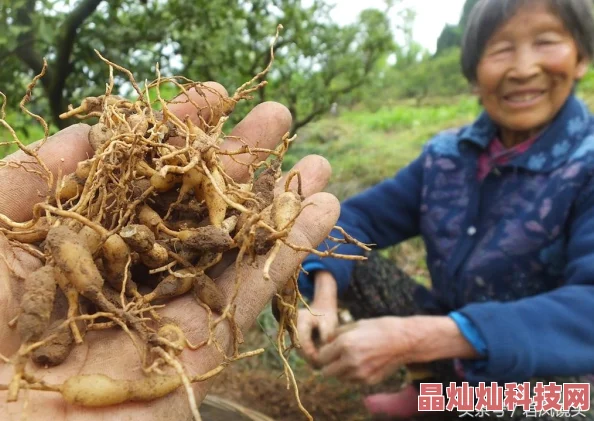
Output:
[508,45,540,81]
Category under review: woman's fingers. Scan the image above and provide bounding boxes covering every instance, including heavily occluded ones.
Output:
[0,123,93,222]
[219,101,292,183]
[321,359,350,379]
[318,336,344,367]
[326,321,358,343]
[317,311,339,344]
[296,310,320,363]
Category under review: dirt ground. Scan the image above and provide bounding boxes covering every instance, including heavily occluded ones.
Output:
[209,363,372,421]
[206,242,429,421]
[207,321,406,421]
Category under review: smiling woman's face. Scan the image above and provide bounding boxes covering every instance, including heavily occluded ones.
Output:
[475,1,589,147]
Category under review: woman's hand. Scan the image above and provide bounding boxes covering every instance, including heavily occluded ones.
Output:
[317,315,481,385]
[0,84,340,420]
[317,317,413,385]
[297,271,340,367]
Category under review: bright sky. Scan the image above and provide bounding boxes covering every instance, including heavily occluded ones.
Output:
[328,0,467,53]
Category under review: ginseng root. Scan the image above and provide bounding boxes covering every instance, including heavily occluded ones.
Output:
[0,34,370,421]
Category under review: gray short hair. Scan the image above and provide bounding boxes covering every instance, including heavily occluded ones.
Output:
[461,0,594,82]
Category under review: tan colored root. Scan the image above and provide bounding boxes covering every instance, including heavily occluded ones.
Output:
[0,26,370,421]
[153,347,201,421]
[275,283,313,421]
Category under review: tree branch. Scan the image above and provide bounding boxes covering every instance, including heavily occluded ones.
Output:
[12,0,103,128]
[292,54,374,132]
[293,106,325,132]
[56,0,104,80]
[49,0,103,127]
[13,0,53,90]
[292,53,375,132]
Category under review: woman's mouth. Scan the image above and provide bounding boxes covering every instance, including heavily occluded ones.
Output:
[503,90,545,107]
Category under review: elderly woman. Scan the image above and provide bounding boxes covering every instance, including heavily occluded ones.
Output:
[297,0,594,419]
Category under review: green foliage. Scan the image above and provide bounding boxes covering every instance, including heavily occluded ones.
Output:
[0,110,47,159]
[354,46,470,110]
[436,24,462,54]
[343,95,479,132]
[391,8,426,70]
[295,87,594,200]
[285,95,481,199]
[435,0,479,55]
[578,67,594,92]
[0,0,397,135]
[253,305,306,371]
[392,47,470,104]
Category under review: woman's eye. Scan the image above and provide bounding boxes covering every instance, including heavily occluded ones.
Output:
[491,46,512,55]
[485,41,512,55]
[535,32,563,45]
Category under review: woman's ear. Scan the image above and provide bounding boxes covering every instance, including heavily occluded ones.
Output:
[575,56,591,80]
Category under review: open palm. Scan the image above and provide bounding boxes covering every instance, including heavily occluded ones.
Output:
[0,85,339,421]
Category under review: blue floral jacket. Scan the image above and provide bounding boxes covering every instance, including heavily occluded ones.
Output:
[298,94,594,383]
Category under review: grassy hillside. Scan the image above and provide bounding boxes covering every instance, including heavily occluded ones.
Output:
[284,95,481,201]
[286,90,594,200]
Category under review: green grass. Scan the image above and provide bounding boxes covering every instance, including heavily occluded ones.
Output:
[286,90,594,201]
[340,95,481,132]
[284,95,482,201]
[278,95,485,291]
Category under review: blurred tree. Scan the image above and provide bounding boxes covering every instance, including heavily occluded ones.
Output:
[0,0,173,130]
[394,47,468,105]
[434,0,479,54]
[173,1,395,131]
[392,8,424,69]
[435,24,461,55]
[0,0,106,129]
[349,1,470,110]
[0,0,396,133]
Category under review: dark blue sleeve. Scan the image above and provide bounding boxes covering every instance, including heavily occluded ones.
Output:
[298,152,425,300]
[457,183,594,382]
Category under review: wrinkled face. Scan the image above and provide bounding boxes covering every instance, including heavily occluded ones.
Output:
[475,2,590,146]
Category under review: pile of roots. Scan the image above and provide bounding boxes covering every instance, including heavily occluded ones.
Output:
[0,27,367,420]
